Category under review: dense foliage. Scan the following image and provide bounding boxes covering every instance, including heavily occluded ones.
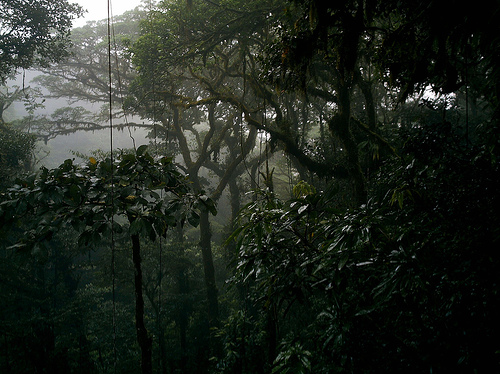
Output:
[0,124,36,189]
[0,146,215,372]
[1,0,499,373]
[229,122,500,372]
[0,0,83,80]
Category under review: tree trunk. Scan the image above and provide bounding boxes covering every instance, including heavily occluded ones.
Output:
[131,234,153,374]
[358,75,377,130]
[229,178,241,231]
[174,223,189,373]
[329,4,367,206]
[330,80,367,206]
[266,305,277,367]
[199,209,219,327]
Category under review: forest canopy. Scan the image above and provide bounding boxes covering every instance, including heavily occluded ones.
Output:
[1,0,499,373]
[0,0,83,80]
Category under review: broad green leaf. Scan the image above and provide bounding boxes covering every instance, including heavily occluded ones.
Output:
[137,144,148,156]
[338,252,349,270]
[129,217,146,236]
[297,204,309,215]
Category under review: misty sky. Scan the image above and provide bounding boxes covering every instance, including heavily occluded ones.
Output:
[72,0,144,27]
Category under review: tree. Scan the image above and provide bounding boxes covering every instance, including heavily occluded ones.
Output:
[0,227,95,373]
[0,80,45,187]
[15,9,147,141]
[25,8,250,365]
[248,0,500,204]
[0,124,35,189]
[32,10,143,105]
[129,0,266,329]
[7,1,498,371]
[0,0,83,80]
[0,145,213,374]
[225,0,500,372]
[132,0,399,207]
[0,84,23,123]
[0,84,37,188]
[231,118,500,372]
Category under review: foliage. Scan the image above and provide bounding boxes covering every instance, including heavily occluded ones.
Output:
[0,145,207,251]
[229,119,500,372]
[16,10,147,141]
[272,340,311,374]
[2,0,499,372]
[214,310,266,374]
[1,83,45,122]
[0,124,36,190]
[128,0,352,183]
[0,145,218,373]
[0,0,83,80]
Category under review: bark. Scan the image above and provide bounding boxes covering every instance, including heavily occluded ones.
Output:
[131,233,153,374]
[266,305,278,367]
[199,209,219,327]
[228,178,241,229]
[174,224,189,373]
[357,74,377,130]
[330,82,367,206]
[226,177,241,257]
[328,5,367,206]
[172,100,221,331]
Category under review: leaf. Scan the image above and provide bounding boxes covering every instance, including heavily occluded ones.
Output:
[198,195,217,216]
[129,217,146,235]
[338,252,349,270]
[69,183,82,201]
[78,229,93,247]
[137,144,148,156]
[6,243,27,251]
[187,211,200,227]
[224,227,244,246]
[298,204,309,215]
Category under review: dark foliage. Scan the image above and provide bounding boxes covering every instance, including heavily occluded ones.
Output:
[0,0,83,80]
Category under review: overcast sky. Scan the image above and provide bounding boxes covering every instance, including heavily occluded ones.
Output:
[72,0,144,27]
